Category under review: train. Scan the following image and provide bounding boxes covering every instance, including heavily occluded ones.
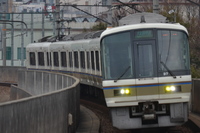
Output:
[26,22,191,129]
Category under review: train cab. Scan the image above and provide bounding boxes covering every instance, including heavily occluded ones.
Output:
[100,23,191,129]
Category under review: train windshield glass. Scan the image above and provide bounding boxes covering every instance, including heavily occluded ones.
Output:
[101,32,133,80]
[158,30,190,72]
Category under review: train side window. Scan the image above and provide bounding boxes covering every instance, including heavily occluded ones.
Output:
[95,51,100,71]
[87,51,90,69]
[53,52,59,67]
[74,51,79,68]
[61,52,67,67]
[69,52,73,67]
[38,52,44,66]
[30,52,36,65]
[91,51,95,70]
[80,51,85,69]
[47,52,51,66]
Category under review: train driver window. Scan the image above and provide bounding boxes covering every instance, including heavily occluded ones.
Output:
[158,30,190,73]
[101,32,133,80]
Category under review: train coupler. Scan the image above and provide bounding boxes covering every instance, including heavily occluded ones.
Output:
[141,102,158,124]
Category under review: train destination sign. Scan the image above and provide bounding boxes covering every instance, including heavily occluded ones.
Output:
[134,30,153,39]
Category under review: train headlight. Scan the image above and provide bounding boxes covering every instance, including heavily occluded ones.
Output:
[114,88,131,96]
[165,86,181,92]
[120,89,125,94]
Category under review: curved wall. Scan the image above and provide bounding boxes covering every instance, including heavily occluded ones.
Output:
[0,68,80,133]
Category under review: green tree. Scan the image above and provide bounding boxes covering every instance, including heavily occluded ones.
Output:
[91,22,107,31]
[158,2,200,78]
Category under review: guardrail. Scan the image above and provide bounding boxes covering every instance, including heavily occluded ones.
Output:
[0,69,80,133]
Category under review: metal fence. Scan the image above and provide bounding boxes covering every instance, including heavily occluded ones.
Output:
[0,69,80,133]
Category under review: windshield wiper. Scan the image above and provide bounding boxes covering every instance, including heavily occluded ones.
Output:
[114,66,130,82]
[160,61,176,79]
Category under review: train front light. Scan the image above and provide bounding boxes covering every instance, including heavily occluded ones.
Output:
[165,86,181,92]
[114,88,131,96]
[120,89,130,95]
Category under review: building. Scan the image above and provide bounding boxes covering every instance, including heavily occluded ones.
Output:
[0,0,199,66]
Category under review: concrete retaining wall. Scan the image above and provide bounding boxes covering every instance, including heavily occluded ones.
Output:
[0,66,25,83]
[0,69,80,133]
[10,85,32,100]
[191,79,200,114]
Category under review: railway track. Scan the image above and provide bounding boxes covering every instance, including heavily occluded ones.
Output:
[80,98,199,133]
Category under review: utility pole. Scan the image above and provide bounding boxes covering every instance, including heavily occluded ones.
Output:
[107,0,112,27]
[56,0,60,40]
[2,1,7,66]
[153,0,159,14]
[11,13,14,66]
[42,12,45,38]
[31,12,34,43]
[21,14,24,66]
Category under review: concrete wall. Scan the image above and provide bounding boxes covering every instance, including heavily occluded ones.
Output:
[0,69,80,133]
[191,79,200,114]
[10,85,32,100]
[0,66,26,83]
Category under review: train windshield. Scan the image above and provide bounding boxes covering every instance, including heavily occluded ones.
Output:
[101,29,190,80]
[101,32,133,80]
[158,30,190,73]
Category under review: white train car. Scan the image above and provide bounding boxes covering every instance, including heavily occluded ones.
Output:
[26,42,52,70]
[26,22,191,130]
[100,23,191,129]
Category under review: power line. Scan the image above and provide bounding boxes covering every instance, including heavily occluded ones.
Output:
[58,4,111,25]
[186,0,200,6]
[114,0,142,13]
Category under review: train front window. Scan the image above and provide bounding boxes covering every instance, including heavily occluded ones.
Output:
[158,30,190,73]
[101,32,133,80]
[137,43,154,77]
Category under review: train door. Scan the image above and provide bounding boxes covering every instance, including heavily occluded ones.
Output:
[133,40,159,100]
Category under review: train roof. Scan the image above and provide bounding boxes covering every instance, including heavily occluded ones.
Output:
[27,42,51,47]
[26,42,52,52]
[26,42,52,50]
[100,23,188,39]
[47,38,100,51]
[37,30,104,42]
[49,41,73,51]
